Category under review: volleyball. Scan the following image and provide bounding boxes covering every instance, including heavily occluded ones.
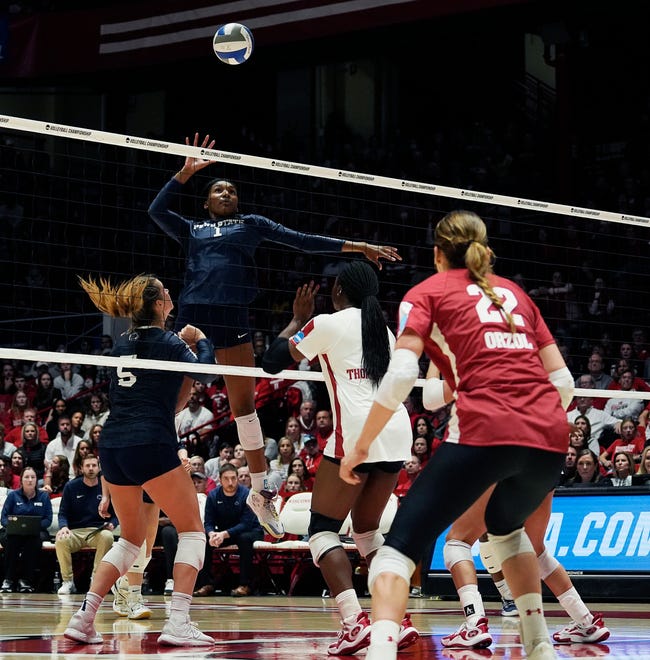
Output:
[212,23,254,65]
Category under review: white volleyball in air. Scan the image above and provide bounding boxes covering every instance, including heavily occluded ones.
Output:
[213,23,254,65]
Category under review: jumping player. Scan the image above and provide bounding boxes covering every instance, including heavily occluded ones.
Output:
[148,133,401,538]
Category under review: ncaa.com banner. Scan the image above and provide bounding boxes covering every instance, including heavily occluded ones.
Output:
[430,491,650,573]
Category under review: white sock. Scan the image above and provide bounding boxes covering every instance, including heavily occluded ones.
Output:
[516,592,550,654]
[79,591,102,618]
[458,583,485,627]
[494,578,513,601]
[251,471,266,492]
[367,619,399,660]
[557,587,592,626]
[336,588,361,622]
[169,591,192,625]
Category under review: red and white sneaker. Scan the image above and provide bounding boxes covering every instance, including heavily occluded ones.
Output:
[398,613,420,650]
[552,614,610,644]
[441,617,492,649]
[327,611,372,655]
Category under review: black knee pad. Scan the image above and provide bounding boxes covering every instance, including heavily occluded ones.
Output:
[308,510,345,537]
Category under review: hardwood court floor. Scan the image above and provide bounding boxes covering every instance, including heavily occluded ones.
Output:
[0,593,648,659]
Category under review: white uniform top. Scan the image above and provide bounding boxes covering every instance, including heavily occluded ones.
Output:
[290,307,411,463]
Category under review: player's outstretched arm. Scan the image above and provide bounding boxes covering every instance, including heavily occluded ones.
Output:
[341,240,401,270]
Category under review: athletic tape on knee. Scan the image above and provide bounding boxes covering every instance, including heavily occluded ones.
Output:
[175,531,206,571]
[352,529,384,558]
[443,539,473,571]
[479,538,502,574]
[537,548,560,580]
[309,531,343,567]
[367,545,415,594]
[488,528,534,566]
[374,349,420,411]
[129,541,150,575]
[102,537,141,575]
[235,412,264,452]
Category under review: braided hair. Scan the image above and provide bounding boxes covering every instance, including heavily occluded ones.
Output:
[434,210,516,333]
[337,261,389,387]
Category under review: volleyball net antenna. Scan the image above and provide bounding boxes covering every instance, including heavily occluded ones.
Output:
[1,113,650,403]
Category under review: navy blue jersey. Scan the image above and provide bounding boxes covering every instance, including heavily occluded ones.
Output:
[1,487,53,532]
[203,484,262,537]
[58,476,117,529]
[100,328,215,449]
[148,178,344,306]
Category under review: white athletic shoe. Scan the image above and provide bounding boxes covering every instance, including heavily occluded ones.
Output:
[57,580,76,595]
[441,617,492,649]
[64,611,103,644]
[398,613,420,650]
[164,578,174,595]
[528,640,557,660]
[552,614,610,644]
[157,618,215,646]
[111,576,129,616]
[127,592,152,620]
[246,489,284,538]
[327,611,371,655]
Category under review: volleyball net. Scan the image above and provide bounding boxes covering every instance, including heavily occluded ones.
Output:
[1,113,650,402]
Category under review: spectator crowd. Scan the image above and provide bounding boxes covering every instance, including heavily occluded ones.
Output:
[1,316,650,596]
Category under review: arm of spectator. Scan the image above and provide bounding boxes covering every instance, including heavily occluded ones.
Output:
[601,410,623,435]
[209,530,228,547]
[548,282,573,295]
[42,468,53,492]
[40,493,53,531]
[599,447,613,470]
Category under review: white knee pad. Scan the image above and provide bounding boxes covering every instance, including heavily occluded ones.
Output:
[129,541,151,575]
[443,539,473,571]
[352,529,384,559]
[537,548,560,580]
[235,412,264,452]
[367,545,415,594]
[309,531,343,567]
[479,538,501,574]
[175,531,206,571]
[488,528,534,566]
[102,538,141,575]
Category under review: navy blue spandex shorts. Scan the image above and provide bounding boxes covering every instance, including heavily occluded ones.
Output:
[174,303,250,349]
[99,443,181,487]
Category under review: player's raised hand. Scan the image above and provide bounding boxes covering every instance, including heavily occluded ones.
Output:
[176,133,217,181]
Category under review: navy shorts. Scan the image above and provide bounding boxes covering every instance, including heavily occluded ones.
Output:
[322,454,403,474]
[175,304,251,349]
[99,444,181,486]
